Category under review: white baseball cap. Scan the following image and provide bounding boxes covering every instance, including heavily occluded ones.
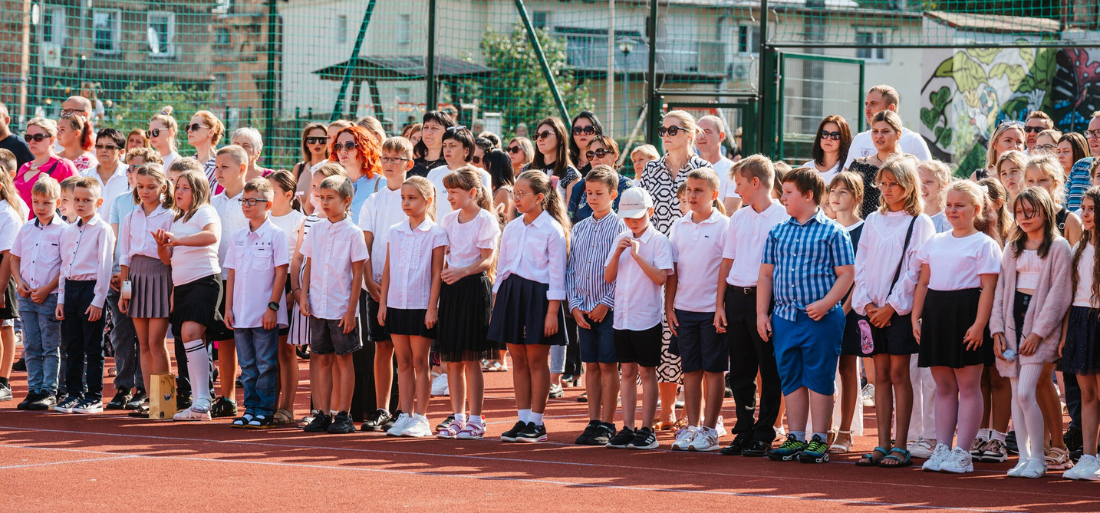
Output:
[617,187,653,219]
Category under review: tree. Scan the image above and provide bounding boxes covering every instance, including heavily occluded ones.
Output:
[98,82,214,153]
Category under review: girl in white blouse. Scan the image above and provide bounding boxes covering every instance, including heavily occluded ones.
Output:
[378,176,447,438]
[266,170,306,425]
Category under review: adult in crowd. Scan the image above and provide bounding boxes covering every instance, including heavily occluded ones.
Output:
[843,85,931,169]
[402,122,422,145]
[292,123,329,205]
[59,95,93,122]
[524,117,581,206]
[410,111,455,177]
[0,103,32,168]
[1068,112,1100,211]
[472,137,493,171]
[803,114,852,187]
[507,136,534,178]
[697,114,742,213]
[126,129,149,152]
[971,121,1025,182]
[14,117,77,217]
[331,125,384,224]
[148,107,180,169]
[357,115,386,144]
[186,110,225,193]
[567,135,632,223]
[1059,131,1089,209]
[569,111,603,175]
[229,127,273,182]
[482,147,514,224]
[1022,111,1054,153]
[56,114,95,174]
[847,110,906,219]
[479,131,501,150]
[85,128,129,217]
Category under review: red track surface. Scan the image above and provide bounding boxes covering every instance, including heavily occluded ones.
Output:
[2,356,1099,512]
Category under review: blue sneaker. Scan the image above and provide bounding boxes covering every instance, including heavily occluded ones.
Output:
[768,433,807,461]
[798,434,830,463]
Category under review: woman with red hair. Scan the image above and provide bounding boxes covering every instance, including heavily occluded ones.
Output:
[57,114,95,174]
[331,125,384,224]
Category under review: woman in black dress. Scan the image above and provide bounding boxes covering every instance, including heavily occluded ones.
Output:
[847,110,906,219]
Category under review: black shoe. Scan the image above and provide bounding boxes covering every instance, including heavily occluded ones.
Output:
[742,439,772,458]
[303,412,331,433]
[210,396,237,418]
[721,437,752,456]
[628,427,659,449]
[0,383,12,402]
[106,389,131,410]
[361,409,392,432]
[128,401,150,418]
[12,357,25,372]
[126,390,147,410]
[1005,430,1019,455]
[724,386,734,398]
[1065,426,1084,453]
[591,423,617,446]
[516,422,547,443]
[382,410,402,431]
[17,392,40,410]
[296,345,310,359]
[605,426,634,448]
[501,420,528,442]
[235,376,243,388]
[575,420,600,445]
[436,414,455,431]
[176,395,193,412]
[327,411,356,434]
[28,393,56,411]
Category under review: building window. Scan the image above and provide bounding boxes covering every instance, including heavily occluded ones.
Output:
[738,25,760,55]
[93,9,121,54]
[856,31,889,63]
[215,27,231,47]
[397,14,410,45]
[42,6,66,45]
[148,11,176,57]
[336,15,347,44]
[532,11,548,30]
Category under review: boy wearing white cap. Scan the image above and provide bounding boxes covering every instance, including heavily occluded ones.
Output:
[605,186,675,450]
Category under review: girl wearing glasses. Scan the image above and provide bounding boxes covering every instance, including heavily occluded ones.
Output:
[507,137,534,178]
[847,110,907,219]
[148,106,180,170]
[14,118,77,218]
[56,114,95,175]
[185,111,225,195]
[411,111,456,178]
[804,115,852,188]
[293,123,329,205]
[330,125,384,225]
[568,111,604,174]
[524,117,581,208]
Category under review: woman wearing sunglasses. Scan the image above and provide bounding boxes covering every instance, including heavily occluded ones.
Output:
[14,117,77,218]
[566,135,632,224]
[56,114,95,175]
[293,123,329,206]
[847,110,907,219]
[330,125,384,224]
[803,115,852,187]
[148,106,180,170]
[185,110,225,194]
[507,137,534,178]
[524,117,581,207]
[569,111,604,175]
[411,111,456,178]
[969,121,1025,182]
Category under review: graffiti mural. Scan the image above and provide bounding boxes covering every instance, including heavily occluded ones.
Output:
[920,46,1100,175]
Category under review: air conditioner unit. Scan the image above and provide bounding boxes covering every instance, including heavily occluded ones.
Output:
[42,43,62,68]
[726,54,758,83]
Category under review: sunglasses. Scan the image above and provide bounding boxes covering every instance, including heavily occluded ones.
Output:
[1022,126,1045,134]
[998,120,1024,129]
[657,126,688,137]
[535,130,555,140]
[306,137,327,145]
[94,144,120,151]
[24,133,49,142]
[237,198,270,207]
[585,149,613,160]
[333,141,357,152]
[446,125,468,133]
[148,128,163,138]
[508,146,523,154]
[820,130,842,141]
[471,155,481,164]
[185,123,207,133]
[59,109,76,118]
[572,126,595,136]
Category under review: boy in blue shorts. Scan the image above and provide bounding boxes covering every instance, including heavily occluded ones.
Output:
[757,167,854,464]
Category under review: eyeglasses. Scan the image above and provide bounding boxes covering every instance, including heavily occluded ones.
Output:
[59,109,76,118]
[471,155,481,164]
[148,128,163,138]
[94,144,120,151]
[333,141,357,152]
[238,198,270,207]
[508,146,523,154]
[306,137,327,145]
[24,133,49,142]
[512,190,538,199]
[380,157,409,164]
[820,130,842,141]
[585,149,613,160]
[1087,130,1100,139]
[185,123,207,133]
[657,126,688,137]
[1035,144,1057,153]
[1023,126,1045,134]
[572,125,595,136]
[535,130,555,140]
[875,181,901,190]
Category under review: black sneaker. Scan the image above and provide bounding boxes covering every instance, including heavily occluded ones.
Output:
[382,410,402,431]
[28,394,56,411]
[126,390,147,410]
[327,411,356,434]
[1005,431,1019,455]
[605,426,634,448]
[176,395,193,412]
[106,389,131,410]
[721,437,752,456]
[12,357,25,372]
[501,420,528,442]
[17,392,40,410]
[742,439,771,458]
[516,422,547,443]
[1065,426,1083,454]
[798,434,830,464]
[628,427,659,450]
[574,420,600,445]
[0,383,12,402]
[436,414,455,431]
[767,434,807,461]
[361,409,392,432]
[210,396,237,418]
[724,386,734,398]
[303,412,331,433]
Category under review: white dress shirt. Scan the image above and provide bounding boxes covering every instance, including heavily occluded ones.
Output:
[10,215,66,291]
[426,165,494,219]
[300,215,369,319]
[852,210,935,316]
[843,127,932,170]
[723,200,789,287]
[0,199,24,252]
[801,160,841,186]
[440,208,500,269]
[606,225,675,331]
[225,219,290,328]
[212,190,247,280]
[709,157,741,200]
[83,161,129,217]
[384,218,448,310]
[670,208,729,312]
[358,184,406,283]
[169,205,222,286]
[118,205,173,266]
[494,210,568,300]
[58,214,115,308]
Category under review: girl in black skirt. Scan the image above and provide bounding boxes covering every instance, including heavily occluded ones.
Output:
[912,180,1003,473]
[1062,187,1100,479]
[378,176,447,438]
[831,171,865,453]
[488,170,570,443]
[437,167,501,439]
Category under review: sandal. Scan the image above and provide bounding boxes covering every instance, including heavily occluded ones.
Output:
[273,409,295,426]
[878,447,913,468]
[856,446,889,466]
[487,361,504,372]
[231,413,254,428]
[829,430,853,454]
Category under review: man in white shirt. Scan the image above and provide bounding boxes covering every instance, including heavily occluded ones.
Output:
[842,85,932,169]
[697,115,742,214]
[84,128,129,218]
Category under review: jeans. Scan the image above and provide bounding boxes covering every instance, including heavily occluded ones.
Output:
[19,294,61,395]
[234,326,279,417]
[106,289,144,391]
[61,281,105,401]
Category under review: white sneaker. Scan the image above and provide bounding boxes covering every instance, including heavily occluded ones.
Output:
[715,416,726,437]
[688,427,720,452]
[1065,455,1096,480]
[861,383,875,408]
[671,426,697,451]
[401,414,432,437]
[909,438,935,459]
[173,402,212,421]
[1007,457,1030,478]
[922,443,951,472]
[1020,458,1047,479]
[1084,457,1100,481]
[431,374,449,396]
[940,447,974,474]
[387,413,412,436]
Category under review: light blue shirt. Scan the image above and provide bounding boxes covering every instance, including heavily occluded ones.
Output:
[349,174,386,228]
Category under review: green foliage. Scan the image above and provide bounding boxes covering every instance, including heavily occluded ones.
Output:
[98,82,215,152]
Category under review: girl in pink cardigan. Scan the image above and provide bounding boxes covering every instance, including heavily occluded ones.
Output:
[990,187,1073,479]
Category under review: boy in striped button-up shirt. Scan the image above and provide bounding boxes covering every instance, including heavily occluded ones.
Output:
[757,167,855,464]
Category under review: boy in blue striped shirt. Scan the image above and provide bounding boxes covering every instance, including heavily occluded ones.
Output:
[566,165,628,447]
[757,167,855,464]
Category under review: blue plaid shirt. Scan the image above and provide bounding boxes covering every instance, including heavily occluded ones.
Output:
[1067,157,1093,211]
[762,208,855,322]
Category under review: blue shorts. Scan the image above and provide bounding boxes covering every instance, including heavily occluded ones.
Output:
[772,308,844,396]
[578,315,617,364]
[671,309,728,374]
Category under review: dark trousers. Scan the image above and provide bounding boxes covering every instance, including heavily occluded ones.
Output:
[350,295,376,421]
[61,281,105,401]
[564,315,583,377]
[1065,371,1082,430]
[725,287,781,443]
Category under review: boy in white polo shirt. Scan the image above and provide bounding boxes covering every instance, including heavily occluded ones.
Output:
[715,155,789,457]
[666,168,730,452]
[224,178,289,429]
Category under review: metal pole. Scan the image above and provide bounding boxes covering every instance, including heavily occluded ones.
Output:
[606,0,614,135]
[330,0,377,122]
[515,0,570,123]
[645,0,658,144]
[263,0,277,134]
[757,0,769,155]
[426,0,437,110]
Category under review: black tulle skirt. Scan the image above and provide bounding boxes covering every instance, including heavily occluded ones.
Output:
[437,273,496,362]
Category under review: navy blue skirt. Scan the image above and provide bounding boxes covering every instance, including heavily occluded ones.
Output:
[1059,306,1100,375]
[488,274,568,346]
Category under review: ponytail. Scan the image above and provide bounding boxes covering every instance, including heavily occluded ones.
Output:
[516,170,571,251]
[443,166,493,213]
[403,176,437,222]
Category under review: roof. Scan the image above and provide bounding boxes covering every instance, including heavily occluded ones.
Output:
[924,11,1061,35]
[313,55,494,82]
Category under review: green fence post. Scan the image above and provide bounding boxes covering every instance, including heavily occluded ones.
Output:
[646,0,658,145]
[426,0,437,110]
[264,0,278,152]
[514,0,570,124]
[331,0,378,122]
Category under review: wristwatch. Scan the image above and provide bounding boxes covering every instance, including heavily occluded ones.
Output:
[268,301,279,312]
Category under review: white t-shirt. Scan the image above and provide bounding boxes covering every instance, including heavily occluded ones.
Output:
[801,160,841,187]
[723,200,789,287]
[606,225,675,331]
[426,165,494,219]
[1074,243,1099,308]
[915,231,1002,291]
[709,157,741,200]
[270,210,306,262]
[0,199,24,252]
[843,127,932,170]
[440,208,500,269]
[669,209,729,312]
[169,204,222,286]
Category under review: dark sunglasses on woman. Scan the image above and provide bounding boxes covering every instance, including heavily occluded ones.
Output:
[306,137,327,145]
[24,133,49,142]
[657,126,687,137]
[471,155,481,164]
[535,130,555,140]
[585,149,613,160]
[185,123,207,133]
[148,128,163,138]
[820,130,841,141]
[333,141,357,152]
[572,126,595,136]
[508,146,523,154]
